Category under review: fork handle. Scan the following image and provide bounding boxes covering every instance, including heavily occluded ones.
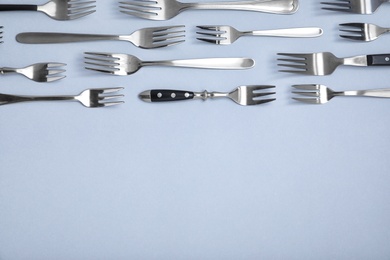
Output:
[339,88,390,98]
[16,33,121,44]
[247,27,323,38]
[0,94,75,106]
[142,58,255,69]
[367,54,390,66]
[139,90,195,102]
[0,5,38,11]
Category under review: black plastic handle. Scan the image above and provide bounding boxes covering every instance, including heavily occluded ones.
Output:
[150,90,194,102]
[0,5,38,11]
[367,54,390,66]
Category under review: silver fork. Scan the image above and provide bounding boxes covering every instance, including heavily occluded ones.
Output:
[0,0,96,21]
[0,88,124,107]
[119,0,299,20]
[139,85,276,105]
[0,63,66,82]
[84,52,255,76]
[196,25,323,45]
[277,52,390,75]
[16,26,186,49]
[321,0,389,14]
[292,84,390,104]
[339,23,390,41]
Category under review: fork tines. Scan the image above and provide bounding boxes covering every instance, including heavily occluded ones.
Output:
[119,1,159,19]
[339,23,365,40]
[249,85,276,105]
[84,52,121,75]
[321,0,352,12]
[46,63,67,82]
[0,26,3,43]
[277,53,310,74]
[291,84,321,104]
[68,0,97,20]
[196,26,226,44]
[94,87,125,107]
[149,25,185,48]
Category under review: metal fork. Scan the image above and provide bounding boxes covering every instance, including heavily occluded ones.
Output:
[16,26,186,49]
[84,52,255,76]
[0,88,124,107]
[119,0,299,20]
[339,23,390,41]
[321,0,389,14]
[0,0,96,21]
[196,25,323,45]
[277,52,390,75]
[0,63,66,82]
[292,84,390,104]
[139,85,276,105]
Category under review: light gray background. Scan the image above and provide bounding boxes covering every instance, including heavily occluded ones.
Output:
[1,0,390,259]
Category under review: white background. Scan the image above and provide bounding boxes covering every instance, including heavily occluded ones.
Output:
[1,0,390,259]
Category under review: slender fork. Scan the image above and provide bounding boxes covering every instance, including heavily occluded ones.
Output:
[139,85,276,105]
[0,63,66,82]
[321,0,389,14]
[339,23,390,42]
[16,26,186,49]
[84,52,255,76]
[277,52,390,76]
[292,84,390,104]
[196,25,323,45]
[0,88,124,107]
[0,0,96,21]
[119,0,298,20]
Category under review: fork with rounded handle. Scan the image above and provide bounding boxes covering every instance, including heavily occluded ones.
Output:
[292,84,390,104]
[339,23,390,42]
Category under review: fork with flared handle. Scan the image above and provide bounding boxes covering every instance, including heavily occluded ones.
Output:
[321,0,389,14]
[339,23,390,42]
[119,0,298,20]
[16,26,185,49]
[139,85,275,106]
[196,25,323,45]
[292,84,390,104]
[0,63,66,82]
[0,88,124,107]
[84,52,255,75]
[277,52,390,75]
[0,0,96,21]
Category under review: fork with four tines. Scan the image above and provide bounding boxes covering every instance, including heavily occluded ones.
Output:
[321,0,389,14]
[339,23,390,42]
[0,0,96,20]
[0,63,66,82]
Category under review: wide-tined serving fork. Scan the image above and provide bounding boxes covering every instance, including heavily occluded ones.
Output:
[277,52,390,75]
[0,88,124,107]
[119,0,298,20]
[16,26,185,49]
[0,63,66,82]
[196,25,323,45]
[139,85,275,105]
[84,52,255,75]
[321,0,389,14]
[292,84,390,104]
[0,0,96,20]
[339,23,390,41]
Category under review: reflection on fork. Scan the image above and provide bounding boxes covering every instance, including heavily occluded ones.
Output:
[0,63,66,83]
[339,23,390,42]
[321,0,389,14]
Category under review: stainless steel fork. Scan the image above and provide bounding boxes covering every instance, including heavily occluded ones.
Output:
[0,63,66,82]
[277,52,390,75]
[339,23,390,41]
[120,0,299,20]
[16,26,186,49]
[292,84,390,104]
[139,85,276,105]
[0,88,124,107]
[321,0,389,14]
[0,0,96,21]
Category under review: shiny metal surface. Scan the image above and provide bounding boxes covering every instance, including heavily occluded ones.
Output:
[0,63,66,82]
[119,0,298,20]
[84,52,255,75]
[292,84,390,104]
[196,25,323,45]
[339,23,390,41]
[16,25,185,49]
[321,0,389,14]
[0,88,124,107]
[277,52,368,76]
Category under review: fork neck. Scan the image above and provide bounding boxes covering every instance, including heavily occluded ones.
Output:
[193,91,229,100]
[341,55,367,66]
[0,67,18,74]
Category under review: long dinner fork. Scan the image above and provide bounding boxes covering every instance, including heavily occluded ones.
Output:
[84,52,255,75]
[321,0,389,14]
[0,0,96,21]
[0,88,124,107]
[277,52,390,75]
[0,63,66,82]
[119,0,299,20]
[339,23,390,41]
[292,84,390,104]
[16,26,185,49]
[196,25,323,45]
[139,85,276,105]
